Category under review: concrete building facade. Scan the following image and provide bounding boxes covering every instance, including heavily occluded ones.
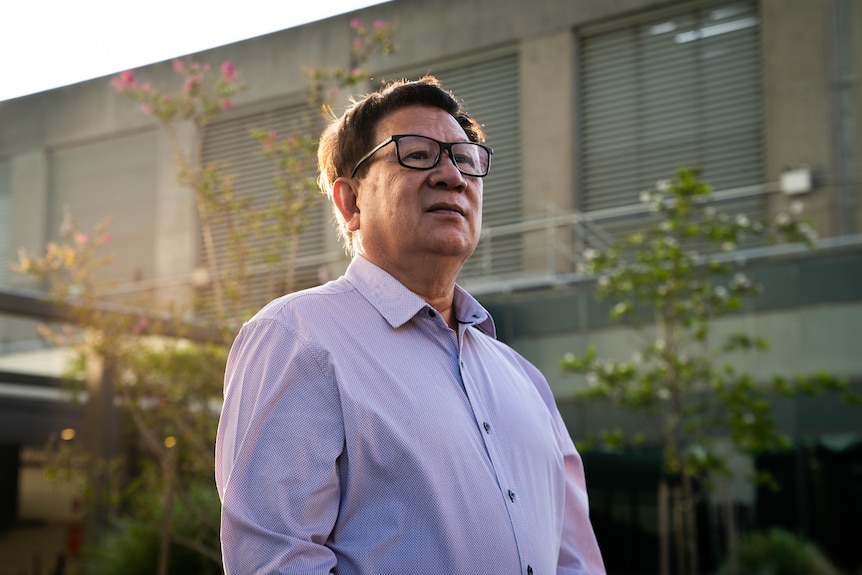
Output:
[1,0,860,572]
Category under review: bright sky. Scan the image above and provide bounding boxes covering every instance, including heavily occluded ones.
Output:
[1,0,391,102]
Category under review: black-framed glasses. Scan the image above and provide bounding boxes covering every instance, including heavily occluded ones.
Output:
[349,134,493,179]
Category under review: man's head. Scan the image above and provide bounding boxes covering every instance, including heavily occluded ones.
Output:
[317,76,487,258]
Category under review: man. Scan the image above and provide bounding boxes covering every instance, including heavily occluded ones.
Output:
[215,76,605,574]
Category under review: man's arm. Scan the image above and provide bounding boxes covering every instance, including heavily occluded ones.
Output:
[216,317,344,575]
[554,410,607,575]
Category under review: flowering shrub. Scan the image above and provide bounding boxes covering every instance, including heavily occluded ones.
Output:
[111,18,399,328]
[112,59,245,126]
[307,17,398,96]
[12,208,113,301]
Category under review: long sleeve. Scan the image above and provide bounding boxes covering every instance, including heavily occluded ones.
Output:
[216,317,344,575]
[555,412,607,575]
[508,353,606,575]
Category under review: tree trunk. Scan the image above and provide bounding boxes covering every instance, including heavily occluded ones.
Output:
[682,473,699,575]
[724,484,738,575]
[673,486,686,575]
[157,446,177,575]
[658,479,670,575]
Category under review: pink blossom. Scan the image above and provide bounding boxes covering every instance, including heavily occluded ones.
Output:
[131,317,150,335]
[221,99,232,110]
[353,37,362,49]
[183,73,204,94]
[330,85,341,95]
[140,103,152,114]
[111,70,137,92]
[262,130,278,150]
[374,20,386,30]
[101,232,112,243]
[203,63,211,72]
[221,61,237,81]
[350,18,361,29]
[74,233,88,245]
[172,60,185,73]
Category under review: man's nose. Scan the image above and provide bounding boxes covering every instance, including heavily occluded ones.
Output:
[432,149,467,189]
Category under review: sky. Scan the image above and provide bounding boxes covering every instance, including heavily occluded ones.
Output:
[1,0,391,102]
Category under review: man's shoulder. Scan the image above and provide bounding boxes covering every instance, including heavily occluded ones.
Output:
[250,276,360,325]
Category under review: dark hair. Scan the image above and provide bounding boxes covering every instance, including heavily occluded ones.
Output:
[317,75,485,254]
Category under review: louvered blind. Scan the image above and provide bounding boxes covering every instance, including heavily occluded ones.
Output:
[416,52,523,279]
[579,0,764,224]
[200,103,327,315]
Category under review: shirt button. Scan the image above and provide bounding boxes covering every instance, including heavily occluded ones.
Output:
[508,489,516,502]
[483,421,491,433]
[527,566,533,575]
[428,309,436,317]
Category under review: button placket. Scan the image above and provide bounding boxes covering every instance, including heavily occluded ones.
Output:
[461,336,534,574]
[460,358,495,456]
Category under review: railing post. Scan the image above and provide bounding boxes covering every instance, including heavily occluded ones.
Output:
[574,214,585,272]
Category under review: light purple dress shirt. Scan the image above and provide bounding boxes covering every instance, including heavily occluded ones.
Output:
[215,255,605,575]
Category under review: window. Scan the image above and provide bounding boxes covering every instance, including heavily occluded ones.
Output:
[408,51,523,280]
[578,0,764,236]
[200,102,328,313]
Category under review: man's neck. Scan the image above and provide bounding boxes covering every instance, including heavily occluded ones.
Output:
[360,252,462,330]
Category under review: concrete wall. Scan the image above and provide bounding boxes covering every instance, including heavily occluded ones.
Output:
[763,0,861,237]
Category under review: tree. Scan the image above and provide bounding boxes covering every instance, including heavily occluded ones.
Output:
[561,167,856,575]
[13,18,398,574]
[110,16,397,333]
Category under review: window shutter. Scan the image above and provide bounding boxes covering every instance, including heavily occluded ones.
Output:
[200,103,328,314]
[579,1,764,235]
[420,52,524,279]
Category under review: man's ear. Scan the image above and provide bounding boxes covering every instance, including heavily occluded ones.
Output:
[333,177,361,232]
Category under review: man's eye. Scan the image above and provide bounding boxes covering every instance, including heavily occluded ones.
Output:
[454,154,477,167]
[405,150,431,161]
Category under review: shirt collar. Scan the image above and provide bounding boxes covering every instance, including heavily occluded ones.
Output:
[345,255,496,338]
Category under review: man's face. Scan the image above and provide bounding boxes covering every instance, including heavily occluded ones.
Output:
[348,105,483,272]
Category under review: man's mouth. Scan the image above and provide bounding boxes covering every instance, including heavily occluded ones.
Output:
[427,203,464,216]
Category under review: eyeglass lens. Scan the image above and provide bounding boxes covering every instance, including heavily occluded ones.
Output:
[396,135,490,176]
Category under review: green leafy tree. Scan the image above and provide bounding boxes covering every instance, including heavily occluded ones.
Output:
[13,18,398,574]
[561,167,855,575]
